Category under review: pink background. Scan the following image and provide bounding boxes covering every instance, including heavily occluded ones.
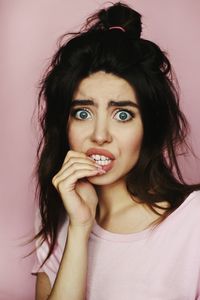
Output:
[1,0,199,299]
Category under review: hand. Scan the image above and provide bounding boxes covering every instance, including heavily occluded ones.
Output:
[52,150,105,231]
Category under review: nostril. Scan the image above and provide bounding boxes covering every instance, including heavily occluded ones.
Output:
[90,131,112,144]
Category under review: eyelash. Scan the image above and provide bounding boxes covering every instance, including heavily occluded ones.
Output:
[70,108,135,123]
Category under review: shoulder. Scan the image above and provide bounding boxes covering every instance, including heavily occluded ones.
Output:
[34,208,69,247]
[43,212,69,254]
[32,210,69,288]
[33,208,69,264]
[171,190,200,232]
[156,190,200,244]
[183,190,200,212]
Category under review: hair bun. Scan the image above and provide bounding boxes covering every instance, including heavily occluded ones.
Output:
[98,2,142,39]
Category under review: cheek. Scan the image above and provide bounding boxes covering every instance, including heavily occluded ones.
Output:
[67,122,87,150]
[120,126,143,156]
[67,124,79,149]
[131,133,143,153]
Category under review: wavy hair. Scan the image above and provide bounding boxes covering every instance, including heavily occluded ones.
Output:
[29,2,200,268]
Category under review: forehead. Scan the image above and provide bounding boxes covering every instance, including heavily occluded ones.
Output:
[73,71,137,102]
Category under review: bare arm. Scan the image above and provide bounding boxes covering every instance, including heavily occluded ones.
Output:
[36,273,51,300]
[40,150,103,299]
[47,224,90,300]
[36,225,90,300]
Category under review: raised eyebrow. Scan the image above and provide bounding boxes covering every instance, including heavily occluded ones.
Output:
[109,100,139,109]
[71,99,139,109]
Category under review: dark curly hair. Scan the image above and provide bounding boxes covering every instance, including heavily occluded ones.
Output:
[28,2,200,269]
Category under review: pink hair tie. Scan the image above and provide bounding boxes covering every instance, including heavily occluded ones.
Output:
[109,26,125,32]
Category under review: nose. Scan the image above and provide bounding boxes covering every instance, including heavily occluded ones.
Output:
[90,117,112,145]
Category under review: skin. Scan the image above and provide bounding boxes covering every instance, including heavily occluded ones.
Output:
[38,73,169,300]
[66,71,147,229]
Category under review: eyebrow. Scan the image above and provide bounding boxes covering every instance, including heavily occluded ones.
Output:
[71,99,139,109]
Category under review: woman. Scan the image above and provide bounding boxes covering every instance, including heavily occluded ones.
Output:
[31,2,200,299]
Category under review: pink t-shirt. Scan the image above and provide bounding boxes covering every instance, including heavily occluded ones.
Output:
[32,190,200,299]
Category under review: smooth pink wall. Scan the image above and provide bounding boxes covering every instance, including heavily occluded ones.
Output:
[1,1,199,299]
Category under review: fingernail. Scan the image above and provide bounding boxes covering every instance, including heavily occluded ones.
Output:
[96,164,103,168]
[98,169,106,174]
[88,157,95,161]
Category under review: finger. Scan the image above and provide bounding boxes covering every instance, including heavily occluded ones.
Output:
[52,152,101,185]
[56,157,101,178]
[62,156,98,169]
[55,168,105,191]
[52,163,103,187]
[63,150,88,165]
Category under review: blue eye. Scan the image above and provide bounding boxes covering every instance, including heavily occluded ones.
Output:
[114,110,134,122]
[70,108,134,122]
[71,109,91,120]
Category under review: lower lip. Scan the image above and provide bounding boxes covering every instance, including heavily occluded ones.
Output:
[97,160,114,172]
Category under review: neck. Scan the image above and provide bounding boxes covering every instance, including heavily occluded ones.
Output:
[94,179,137,222]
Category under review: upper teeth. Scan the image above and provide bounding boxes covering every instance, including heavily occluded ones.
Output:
[90,154,111,161]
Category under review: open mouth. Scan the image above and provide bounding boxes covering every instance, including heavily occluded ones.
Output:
[89,154,112,166]
[86,148,115,173]
[89,154,114,172]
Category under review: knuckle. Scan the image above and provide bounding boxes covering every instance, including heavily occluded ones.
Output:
[71,161,79,170]
[71,169,79,177]
[52,176,56,185]
[57,181,64,192]
[64,150,74,163]
[68,157,76,165]
[67,150,74,157]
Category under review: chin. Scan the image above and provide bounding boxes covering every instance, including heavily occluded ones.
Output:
[87,174,113,186]
[87,172,124,187]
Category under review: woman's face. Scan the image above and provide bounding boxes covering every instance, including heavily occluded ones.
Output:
[67,71,143,186]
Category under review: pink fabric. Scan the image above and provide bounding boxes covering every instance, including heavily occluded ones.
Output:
[32,191,200,299]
